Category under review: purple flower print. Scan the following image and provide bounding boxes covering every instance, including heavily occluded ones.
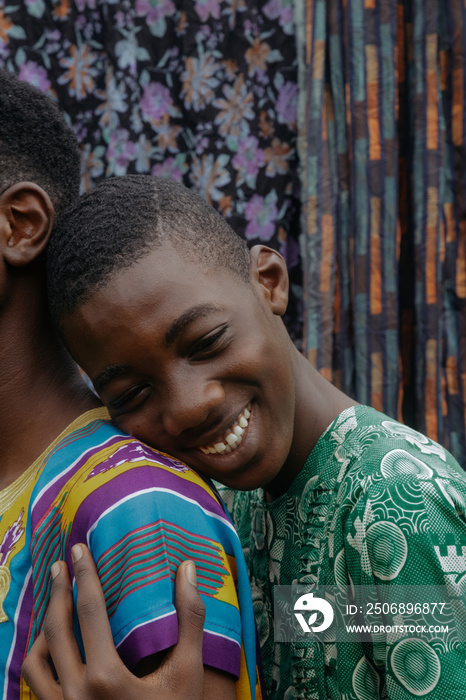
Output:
[244,191,278,241]
[152,156,187,182]
[75,0,97,11]
[263,0,294,33]
[106,129,136,176]
[136,0,174,24]
[276,81,298,128]
[135,0,175,37]
[194,0,221,22]
[232,135,266,186]
[140,82,173,124]
[18,61,51,92]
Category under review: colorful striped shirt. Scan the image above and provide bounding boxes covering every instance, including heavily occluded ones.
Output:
[0,408,260,699]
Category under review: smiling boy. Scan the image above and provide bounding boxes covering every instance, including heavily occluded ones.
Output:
[47,174,466,699]
[0,73,259,700]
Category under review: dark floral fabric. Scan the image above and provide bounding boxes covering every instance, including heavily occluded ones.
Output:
[0,0,302,344]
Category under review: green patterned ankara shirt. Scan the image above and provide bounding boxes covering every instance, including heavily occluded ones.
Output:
[217,405,466,700]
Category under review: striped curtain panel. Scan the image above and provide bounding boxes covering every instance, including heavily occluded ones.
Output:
[295,0,466,466]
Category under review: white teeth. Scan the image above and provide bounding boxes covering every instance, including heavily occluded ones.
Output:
[198,405,251,456]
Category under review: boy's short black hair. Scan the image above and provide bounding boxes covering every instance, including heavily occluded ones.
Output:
[0,70,80,218]
[47,175,251,326]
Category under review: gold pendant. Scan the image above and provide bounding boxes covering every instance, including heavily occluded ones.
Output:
[0,565,12,622]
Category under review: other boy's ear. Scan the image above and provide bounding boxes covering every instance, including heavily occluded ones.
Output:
[0,183,55,266]
[249,245,289,315]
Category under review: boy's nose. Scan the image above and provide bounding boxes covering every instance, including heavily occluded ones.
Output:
[162,379,225,436]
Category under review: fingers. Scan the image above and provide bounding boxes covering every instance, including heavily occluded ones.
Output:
[156,561,205,694]
[40,560,84,685]
[69,544,121,674]
[174,561,206,647]
[21,632,63,700]
[25,553,206,700]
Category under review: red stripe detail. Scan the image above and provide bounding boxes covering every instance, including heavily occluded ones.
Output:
[99,537,225,591]
[98,524,221,570]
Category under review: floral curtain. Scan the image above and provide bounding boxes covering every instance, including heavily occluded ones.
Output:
[0,0,302,344]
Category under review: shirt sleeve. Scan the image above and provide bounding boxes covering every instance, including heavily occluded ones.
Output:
[65,440,245,678]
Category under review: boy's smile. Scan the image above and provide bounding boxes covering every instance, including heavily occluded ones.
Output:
[63,243,309,496]
[197,403,251,455]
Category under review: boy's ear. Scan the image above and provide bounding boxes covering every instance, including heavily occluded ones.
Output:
[0,182,55,267]
[249,245,289,315]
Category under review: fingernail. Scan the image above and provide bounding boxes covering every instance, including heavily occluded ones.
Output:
[51,562,61,579]
[186,561,197,587]
[71,544,83,563]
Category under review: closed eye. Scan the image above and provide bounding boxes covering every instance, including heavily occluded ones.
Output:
[189,327,228,358]
[109,385,150,413]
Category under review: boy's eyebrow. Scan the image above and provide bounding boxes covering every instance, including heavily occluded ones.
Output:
[164,304,222,346]
[93,364,131,393]
[93,305,222,392]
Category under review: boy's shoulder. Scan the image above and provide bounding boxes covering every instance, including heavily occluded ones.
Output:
[329,408,466,562]
[28,409,247,672]
[32,407,222,519]
[333,405,465,495]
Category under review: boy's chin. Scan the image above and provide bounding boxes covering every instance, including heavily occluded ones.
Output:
[197,455,280,493]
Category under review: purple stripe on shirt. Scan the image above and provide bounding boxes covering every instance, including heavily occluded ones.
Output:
[31,428,226,531]
[67,467,230,539]
[4,572,33,700]
[116,610,179,670]
[31,433,126,518]
[202,629,241,678]
[32,428,188,520]
[84,440,191,478]
[117,611,241,678]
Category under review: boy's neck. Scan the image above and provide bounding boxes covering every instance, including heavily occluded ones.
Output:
[264,348,357,501]
[0,292,100,492]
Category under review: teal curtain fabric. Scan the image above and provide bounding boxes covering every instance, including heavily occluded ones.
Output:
[296,0,466,466]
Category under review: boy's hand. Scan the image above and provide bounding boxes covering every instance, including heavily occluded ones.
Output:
[21,544,205,700]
